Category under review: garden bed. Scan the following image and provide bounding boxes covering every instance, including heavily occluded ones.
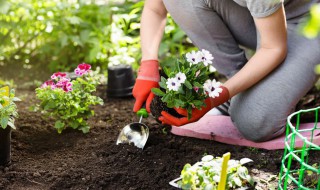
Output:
[0,85,319,190]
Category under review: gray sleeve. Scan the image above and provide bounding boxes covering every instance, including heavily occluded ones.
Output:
[246,0,284,18]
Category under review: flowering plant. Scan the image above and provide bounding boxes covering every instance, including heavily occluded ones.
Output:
[177,155,254,189]
[0,87,20,129]
[151,49,222,119]
[35,63,104,134]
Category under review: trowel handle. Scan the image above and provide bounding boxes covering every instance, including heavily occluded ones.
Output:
[137,108,148,118]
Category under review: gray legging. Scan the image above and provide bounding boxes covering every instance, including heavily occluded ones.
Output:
[162,0,320,142]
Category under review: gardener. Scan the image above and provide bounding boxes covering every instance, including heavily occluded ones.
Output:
[132,0,320,142]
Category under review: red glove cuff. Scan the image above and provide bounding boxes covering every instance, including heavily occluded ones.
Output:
[209,86,230,108]
[137,60,160,82]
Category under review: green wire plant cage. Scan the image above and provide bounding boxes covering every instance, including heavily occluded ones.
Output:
[279,107,320,190]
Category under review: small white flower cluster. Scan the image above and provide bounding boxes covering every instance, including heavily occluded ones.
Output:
[186,49,214,66]
[178,155,254,190]
[166,49,215,92]
[166,72,187,91]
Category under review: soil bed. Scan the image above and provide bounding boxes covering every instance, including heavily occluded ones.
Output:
[0,86,319,190]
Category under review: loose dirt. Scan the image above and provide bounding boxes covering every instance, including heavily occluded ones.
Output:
[0,86,319,190]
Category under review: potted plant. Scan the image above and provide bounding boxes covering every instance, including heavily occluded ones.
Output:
[35,63,104,134]
[170,154,255,189]
[151,49,220,120]
[0,86,20,166]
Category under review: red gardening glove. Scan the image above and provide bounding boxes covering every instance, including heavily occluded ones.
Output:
[159,86,230,126]
[132,60,160,113]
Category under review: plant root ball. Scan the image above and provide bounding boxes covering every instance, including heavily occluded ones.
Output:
[150,95,183,123]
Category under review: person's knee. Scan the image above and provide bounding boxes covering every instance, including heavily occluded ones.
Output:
[230,107,286,142]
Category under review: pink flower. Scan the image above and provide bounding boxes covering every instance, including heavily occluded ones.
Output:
[74,63,91,76]
[56,77,71,87]
[78,63,91,71]
[62,82,73,92]
[51,84,57,90]
[55,78,73,92]
[63,86,72,92]
[74,68,85,76]
[65,82,72,88]
[51,72,67,80]
[41,80,55,88]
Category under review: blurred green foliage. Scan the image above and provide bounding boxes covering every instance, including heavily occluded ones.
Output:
[302,3,320,39]
[0,78,15,89]
[302,3,320,75]
[0,0,194,80]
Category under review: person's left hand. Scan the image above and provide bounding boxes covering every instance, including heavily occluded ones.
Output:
[158,86,230,126]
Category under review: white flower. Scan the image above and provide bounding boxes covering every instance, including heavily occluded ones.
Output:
[212,175,220,183]
[199,49,214,66]
[166,78,181,91]
[186,50,201,65]
[203,79,223,98]
[201,155,214,162]
[175,72,186,84]
[209,65,217,73]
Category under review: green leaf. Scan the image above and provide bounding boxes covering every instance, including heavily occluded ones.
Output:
[12,97,21,102]
[60,33,69,47]
[0,1,10,14]
[151,88,165,96]
[163,67,172,77]
[7,121,15,129]
[80,125,90,133]
[80,30,91,43]
[173,99,185,108]
[88,46,100,62]
[315,64,320,74]
[187,108,192,120]
[192,100,205,108]
[44,101,56,110]
[172,30,186,42]
[162,94,169,104]
[193,82,203,88]
[303,4,320,39]
[54,120,65,134]
[69,121,79,129]
[159,78,167,89]
[184,80,192,89]
[1,117,8,129]
[65,16,83,25]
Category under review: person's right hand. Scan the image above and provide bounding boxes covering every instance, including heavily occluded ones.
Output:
[132,60,160,113]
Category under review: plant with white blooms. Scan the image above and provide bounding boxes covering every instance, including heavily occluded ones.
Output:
[178,155,255,190]
[152,49,222,119]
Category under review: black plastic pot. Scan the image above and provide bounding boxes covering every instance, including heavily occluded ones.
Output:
[107,65,135,98]
[0,126,11,166]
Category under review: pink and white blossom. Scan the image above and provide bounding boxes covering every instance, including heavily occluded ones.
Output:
[78,63,91,71]
[63,82,73,92]
[41,80,55,88]
[51,72,67,80]
[74,63,91,76]
[51,84,57,90]
[41,77,73,92]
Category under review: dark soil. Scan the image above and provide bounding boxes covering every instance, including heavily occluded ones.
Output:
[150,95,183,123]
[0,85,319,190]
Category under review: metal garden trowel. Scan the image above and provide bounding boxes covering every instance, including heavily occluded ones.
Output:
[116,108,149,149]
